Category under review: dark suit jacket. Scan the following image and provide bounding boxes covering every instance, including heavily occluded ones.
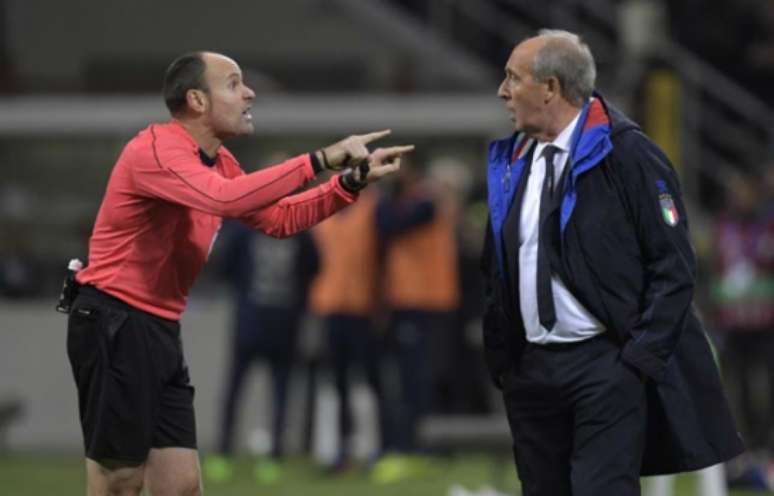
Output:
[482,95,744,475]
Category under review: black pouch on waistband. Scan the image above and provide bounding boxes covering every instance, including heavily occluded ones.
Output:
[55,260,83,314]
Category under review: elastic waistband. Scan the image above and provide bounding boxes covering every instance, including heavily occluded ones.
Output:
[79,285,179,327]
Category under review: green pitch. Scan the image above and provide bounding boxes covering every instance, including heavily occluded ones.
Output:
[0,453,770,496]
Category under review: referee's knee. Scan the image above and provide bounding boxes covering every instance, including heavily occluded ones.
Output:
[86,458,145,496]
[106,479,144,496]
[177,474,202,496]
[165,463,202,496]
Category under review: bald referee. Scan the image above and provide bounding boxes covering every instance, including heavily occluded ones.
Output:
[65,51,412,496]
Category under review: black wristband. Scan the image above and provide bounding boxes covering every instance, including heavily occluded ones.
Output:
[321,149,332,170]
[338,171,367,193]
[310,152,323,174]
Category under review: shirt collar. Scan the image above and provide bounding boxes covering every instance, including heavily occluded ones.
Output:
[198,148,218,167]
[551,110,581,153]
[168,119,220,167]
[534,109,582,158]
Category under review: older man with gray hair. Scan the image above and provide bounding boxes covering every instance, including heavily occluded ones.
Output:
[481,29,744,495]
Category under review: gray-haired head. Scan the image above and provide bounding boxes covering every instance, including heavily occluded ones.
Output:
[532,29,596,106]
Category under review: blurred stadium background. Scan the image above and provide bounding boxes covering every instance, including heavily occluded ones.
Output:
[1,0,773,494]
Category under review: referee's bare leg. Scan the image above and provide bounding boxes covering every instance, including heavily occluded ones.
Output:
[86,448,202,495]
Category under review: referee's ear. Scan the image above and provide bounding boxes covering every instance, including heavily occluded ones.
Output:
[186,89,209,115]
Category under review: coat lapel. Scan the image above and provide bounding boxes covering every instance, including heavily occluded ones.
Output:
[558,95,614,235]
[487,133,534,279]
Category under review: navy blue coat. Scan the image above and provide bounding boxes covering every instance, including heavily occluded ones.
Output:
[482,95,744,475]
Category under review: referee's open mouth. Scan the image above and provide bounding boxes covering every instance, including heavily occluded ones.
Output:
[242,106,252,122]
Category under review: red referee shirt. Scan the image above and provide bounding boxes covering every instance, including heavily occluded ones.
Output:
[77,120,356,320]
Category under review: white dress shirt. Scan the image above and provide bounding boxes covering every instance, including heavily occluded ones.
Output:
[518,111,606,344]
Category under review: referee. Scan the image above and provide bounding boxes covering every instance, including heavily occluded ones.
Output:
[65,51,412,496]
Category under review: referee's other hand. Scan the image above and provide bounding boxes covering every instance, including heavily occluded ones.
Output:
[317,129,393,170]
[363,145,414,183]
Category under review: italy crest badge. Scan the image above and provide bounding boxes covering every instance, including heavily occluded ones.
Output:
[656,180,679,227]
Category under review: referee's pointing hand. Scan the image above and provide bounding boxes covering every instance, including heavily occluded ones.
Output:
[317,129,394,171]
[362,145,415,183]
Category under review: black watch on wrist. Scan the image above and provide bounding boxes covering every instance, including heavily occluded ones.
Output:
[338,170,367,193]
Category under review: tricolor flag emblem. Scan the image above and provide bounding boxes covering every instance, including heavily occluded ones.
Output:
[659,193,679,226]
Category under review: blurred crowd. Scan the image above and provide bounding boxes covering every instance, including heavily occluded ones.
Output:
[702,167,774,488]
[202,152,494,484]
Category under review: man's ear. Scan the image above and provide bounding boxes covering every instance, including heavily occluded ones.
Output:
[186,89,208,113]
[544,76,561,104]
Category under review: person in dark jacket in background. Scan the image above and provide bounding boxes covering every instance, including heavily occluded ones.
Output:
[205,218,319,484]
[482,29,744,496]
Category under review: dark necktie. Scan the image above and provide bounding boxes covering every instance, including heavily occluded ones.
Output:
[537,145,559,331]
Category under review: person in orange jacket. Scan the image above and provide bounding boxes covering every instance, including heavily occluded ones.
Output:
[376,164,461,453]
[309,189,391,471]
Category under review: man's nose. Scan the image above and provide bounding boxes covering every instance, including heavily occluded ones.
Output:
[497,80,508,99]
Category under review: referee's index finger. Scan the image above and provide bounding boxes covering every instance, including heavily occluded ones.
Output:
[379,145,415,156]
[358,129,392,143]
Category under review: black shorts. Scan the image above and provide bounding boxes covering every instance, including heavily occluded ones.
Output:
[66,285,197,463]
